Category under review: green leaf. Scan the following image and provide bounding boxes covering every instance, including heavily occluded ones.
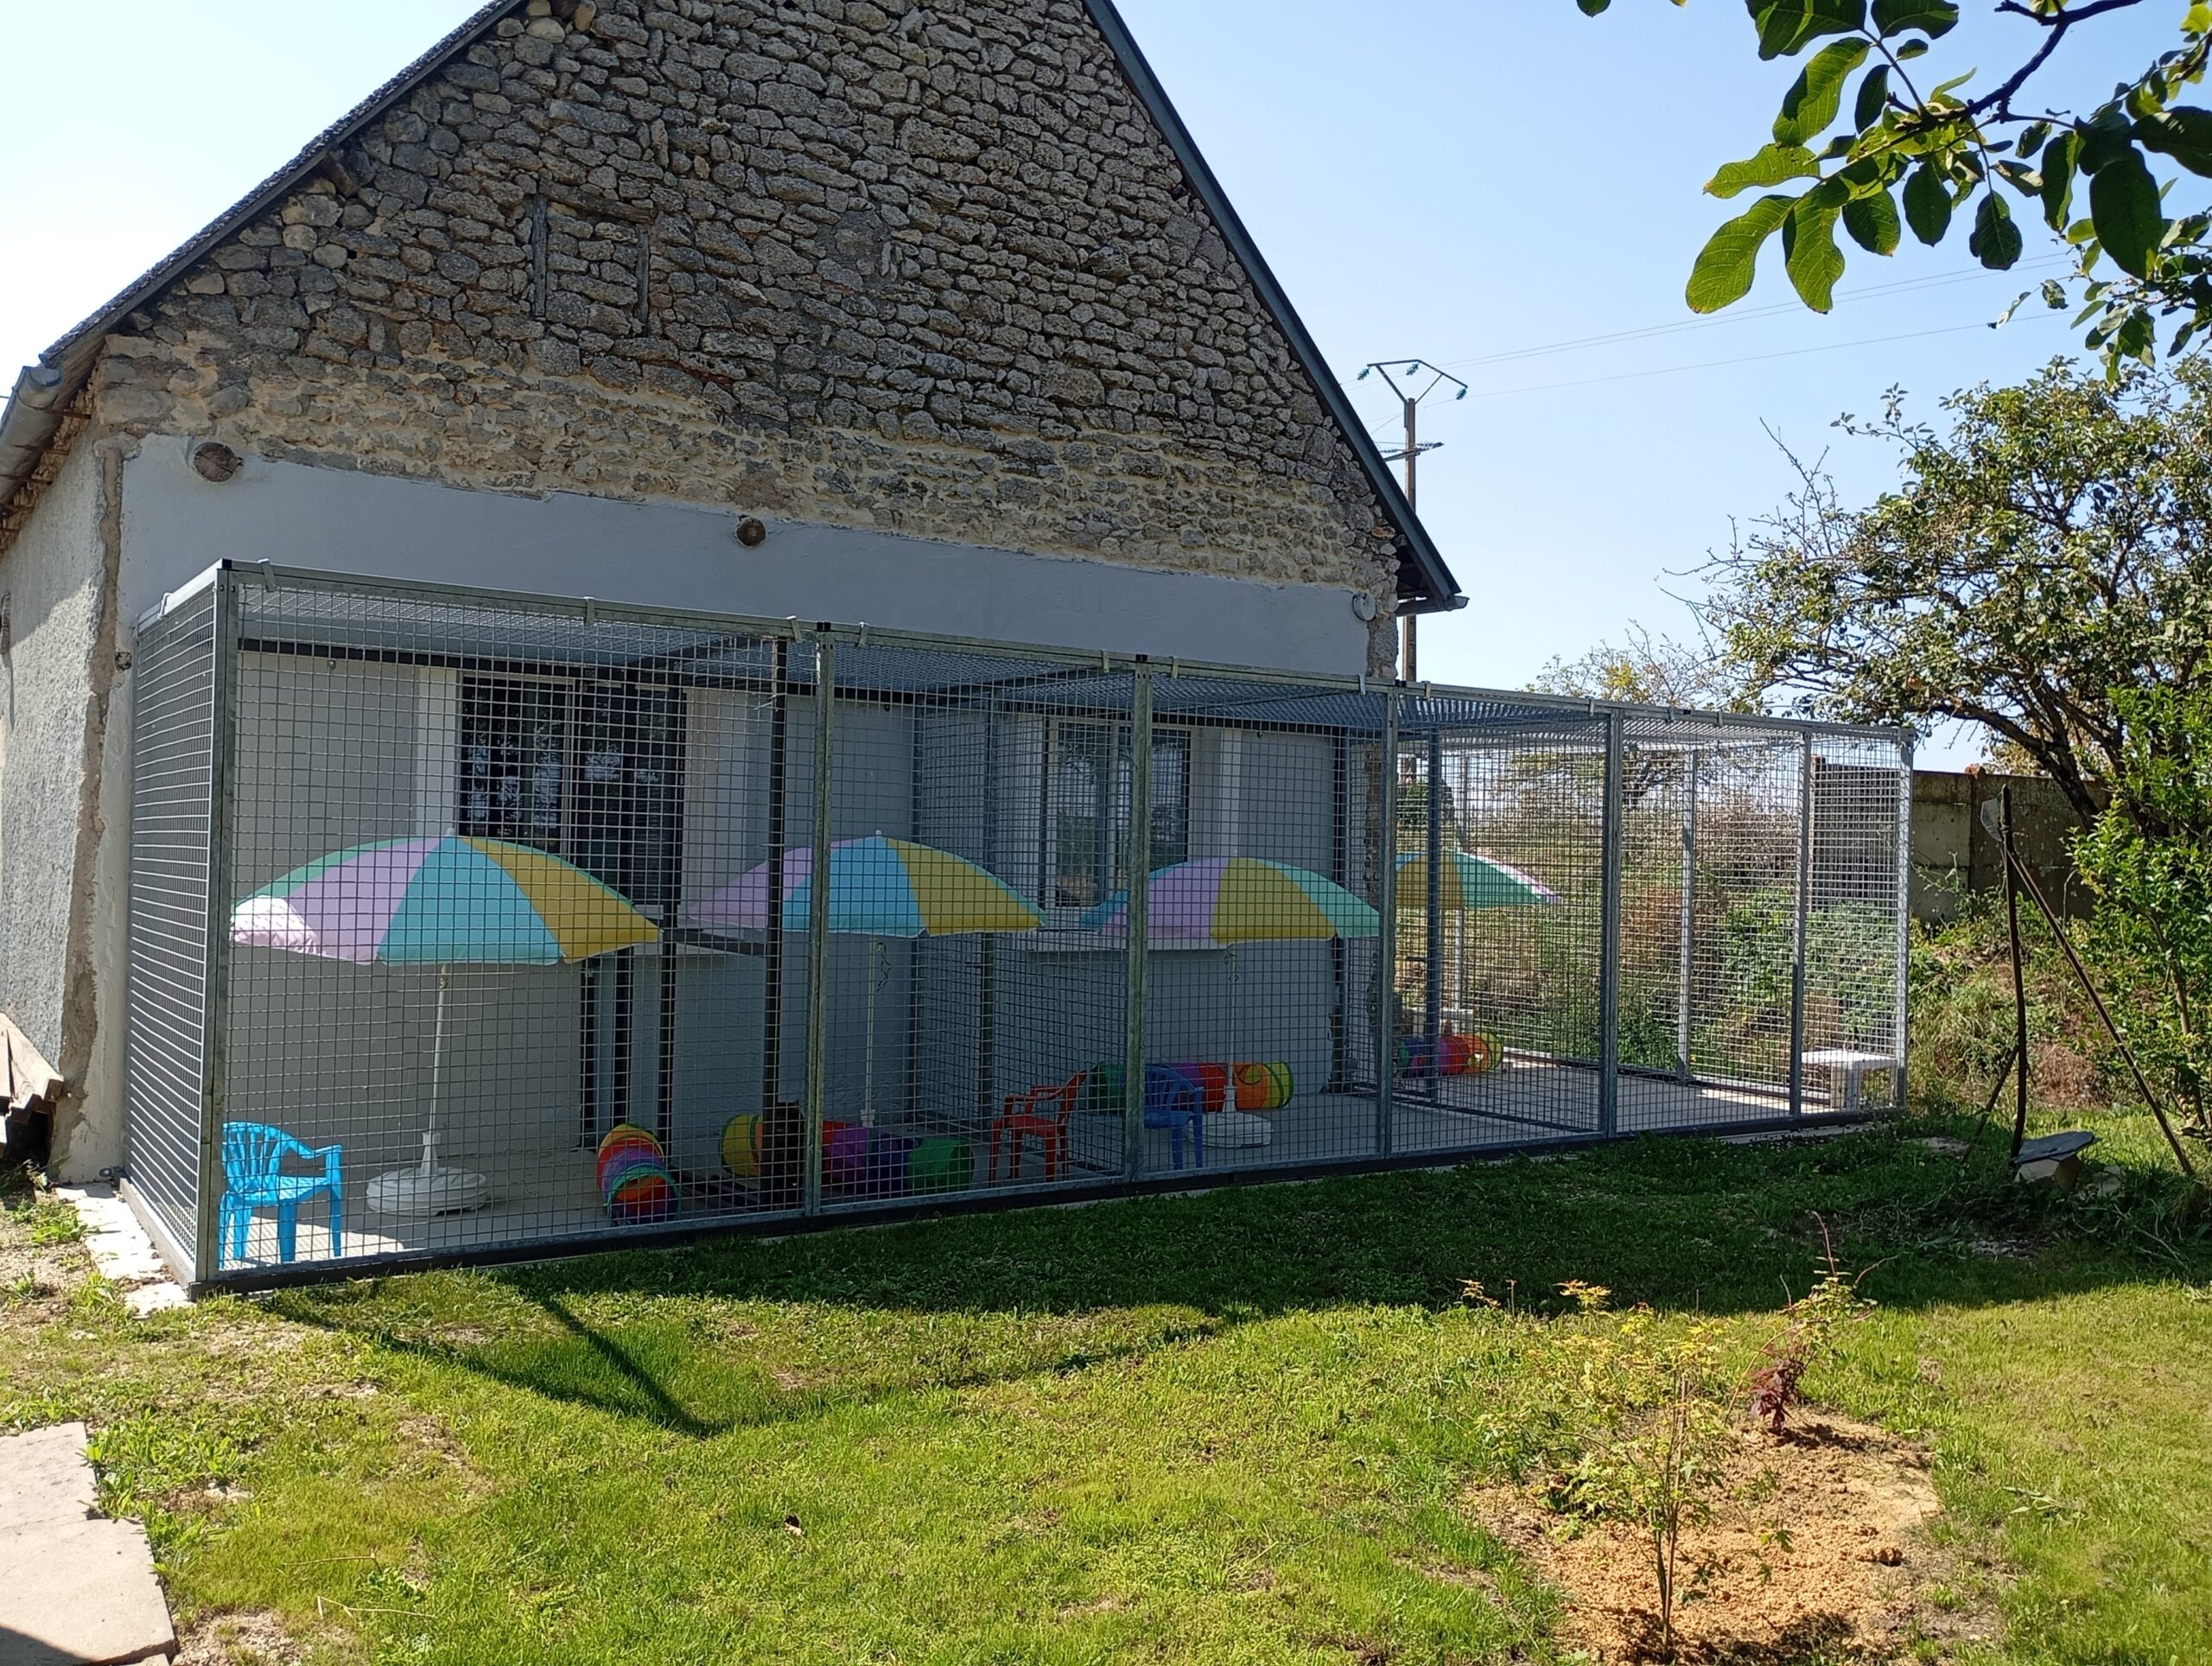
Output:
[2136,106,2212,178]
[1870,0,1958,39]
[1745,0,1866,61]
[2018,121,2050,158]
[1707,143,1822,198]
[2040,130,2077,229]
[1854,64,1892,130]
[1688,193,1796,311]
[2114,306,2156,362]
[1994,159,2040,197]
[1895,37,1929,60]
[1969,191,2023,268]
[2090,146,2164,277]
[1577,0,1612,13]
[1904,162,1953,243]
[1928,69,1976,106]
[2078,113,2133,175]
[1783,183,1849,308]
[1775,38,1872,143]
[2041,278,2069,308]
[1842,188,1902,253]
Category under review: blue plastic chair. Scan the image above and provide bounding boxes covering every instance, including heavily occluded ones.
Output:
[1141,1066,1205,1171]
[219,1122,343,1266]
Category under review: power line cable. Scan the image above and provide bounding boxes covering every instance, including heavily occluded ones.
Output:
[1341,258,2069,388]
[1441,310,2068,403]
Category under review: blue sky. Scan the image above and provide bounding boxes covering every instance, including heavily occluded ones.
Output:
[1,2,2182,763]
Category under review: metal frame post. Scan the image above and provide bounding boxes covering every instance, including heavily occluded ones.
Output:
[1375,692,1401,1155]
[1894,731,1915,1110]
[193,569,243,1284]
[803,638,836,1215]
[1424,727,1446,1079]
[1789,732,1815,1117]
[1598,712,1624,1138]
[1676,747,1699,1084]
[1123,664,1153,1179]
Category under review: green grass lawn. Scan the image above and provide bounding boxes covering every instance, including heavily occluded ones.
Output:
[5,1108,2210,1664]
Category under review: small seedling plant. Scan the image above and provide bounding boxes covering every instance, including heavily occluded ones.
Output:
[1506,1281,1735,1659]
[1747,1219,1877,1437]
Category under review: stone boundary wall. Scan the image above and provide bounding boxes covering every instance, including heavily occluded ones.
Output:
[1910,768,2089,923]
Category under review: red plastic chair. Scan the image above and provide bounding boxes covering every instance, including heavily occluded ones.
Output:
[989,1074,1080,1182]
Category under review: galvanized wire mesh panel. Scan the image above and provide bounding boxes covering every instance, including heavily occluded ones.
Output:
[122,563,1913,1284]
[1125,673,1387,1178]
[212,575,814,1272]
[817,645,1134,1207]
[124,582,221,1268]
[1616,722,1809,1132]
[1803,735,1908,1112]
[1388,721,1611,1151]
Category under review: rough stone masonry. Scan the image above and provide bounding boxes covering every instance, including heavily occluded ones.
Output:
[85,0,1406,660]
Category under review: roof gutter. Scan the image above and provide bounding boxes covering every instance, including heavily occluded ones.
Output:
[1077,0,1463,614]
[0,363,73,516]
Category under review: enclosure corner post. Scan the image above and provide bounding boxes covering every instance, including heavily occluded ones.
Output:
[1375,691,1401,1157]
[1676,749,1699,1084]
[1894,732,1914,1112]
[1123,663,1154,1180]
[803,637,837,1217]
[1598,709,1624,1139]
[1789,730,1815,1119]
[194,569,242,1285]
[1423,728,1446,1089]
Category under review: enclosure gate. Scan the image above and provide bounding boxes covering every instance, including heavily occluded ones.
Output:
[122,564,1913,1288]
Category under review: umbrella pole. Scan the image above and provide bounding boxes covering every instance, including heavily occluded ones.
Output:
[423,966,449,1176]
[864,938,880,1127]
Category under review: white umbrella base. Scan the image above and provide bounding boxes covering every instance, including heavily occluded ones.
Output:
[1209,1111,1274,1148]
[367,1164,490,1217]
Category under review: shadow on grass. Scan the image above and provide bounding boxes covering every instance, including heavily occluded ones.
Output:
[270,1116,2210,1437]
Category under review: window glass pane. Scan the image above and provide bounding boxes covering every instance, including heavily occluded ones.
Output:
[1150,732,1191,872]
[573,683,683,911]
[1051,723,1110,910]
[458,678,569,852]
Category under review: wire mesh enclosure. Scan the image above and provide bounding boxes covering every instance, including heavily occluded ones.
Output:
[122,564,1912,1287]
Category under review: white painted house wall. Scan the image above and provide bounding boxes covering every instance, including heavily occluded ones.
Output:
[118,443,1376,677]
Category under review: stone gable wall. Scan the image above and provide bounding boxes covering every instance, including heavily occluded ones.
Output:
[91,0,1403,633]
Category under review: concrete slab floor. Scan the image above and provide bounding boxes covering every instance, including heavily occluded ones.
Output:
[0,1423,175,1665]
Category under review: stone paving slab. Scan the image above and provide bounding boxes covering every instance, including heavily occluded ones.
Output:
[0,1425,175,1664]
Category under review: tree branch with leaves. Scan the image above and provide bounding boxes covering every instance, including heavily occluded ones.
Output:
[1578,0,2212,368]
[1699,360,2212,819]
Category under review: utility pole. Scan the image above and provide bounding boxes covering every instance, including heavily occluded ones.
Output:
[1358,359,1465,680]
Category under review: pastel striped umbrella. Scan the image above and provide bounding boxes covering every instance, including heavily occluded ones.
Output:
[689,835,1040,1121]
[688,835,1043,938]
[232,835,658,1218]
[1082,858,1375,1151]
[1080,856,1378,943]
[1395,849,1560,911]
[233,835,660,963]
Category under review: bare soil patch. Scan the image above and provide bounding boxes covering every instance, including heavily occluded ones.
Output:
[176,1610,312,1665]
[1471,1413,1990,1663]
